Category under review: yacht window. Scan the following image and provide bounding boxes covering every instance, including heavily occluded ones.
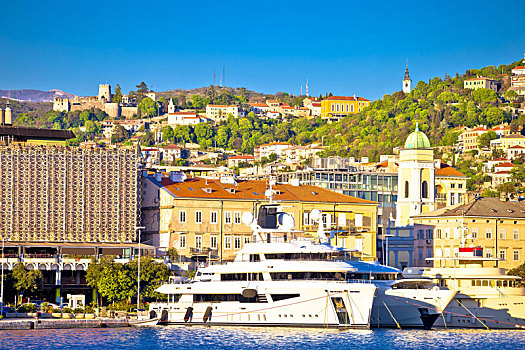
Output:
[482,280,489,287]
[193,294,260,303]
[271,294,300,302]
[249,254,260,262]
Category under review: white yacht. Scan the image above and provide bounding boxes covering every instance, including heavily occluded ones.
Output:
[404,247,525,329]
[148,205,456,328]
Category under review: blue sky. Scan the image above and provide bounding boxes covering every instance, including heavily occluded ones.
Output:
[1,0,524,100]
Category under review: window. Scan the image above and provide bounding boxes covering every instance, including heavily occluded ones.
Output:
[426,229,433,240]
[418,250,423,261]
[224,236,232,249]
[195,211,203,224]
[422,181,428,199]
[451,183,455,189]
[234,236,242,249]
[458,193,462,204]
[444,248,450,257]
[499,229,506,240]
[210,236,218,249]
[225,211,232,224]
[234,212,241,224]
[210,211,218,224]
[435,229,442,239]
[445,228,450,239]
[499,250,506,260]
[417,230,424,240]
[179,210,187,223]
[513,229,520,240]
[485,249,493,258]
[404,181,409,198]
[514,250,520,261]
[180,235,187,249]
[450,193,455,205]
[244,236,251,245]
[195,235,202,249]
[453,227,460,239]
[471,228,478,239]
[458,183,463,189]
[486,228,492,239]
[303,212,310,225]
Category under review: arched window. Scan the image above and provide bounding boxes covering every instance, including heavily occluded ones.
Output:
[404,181,409,198]
[422,181,428,199]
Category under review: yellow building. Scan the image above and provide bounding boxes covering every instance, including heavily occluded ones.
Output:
[396,124,435,226]
[463,77,498,91]
[412,197,525,270]
[434,163,467,208]
[143,174,378,261]
[499,134,525,152]
[320,96,370,122]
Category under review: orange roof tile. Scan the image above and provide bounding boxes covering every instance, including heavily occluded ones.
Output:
[435,166,466,177]
[157,177,377,204]
[254,142,292,148]
[228,155,255,160]
[496,162,515,167]
[512,66,525,70]
[323,96,369,102]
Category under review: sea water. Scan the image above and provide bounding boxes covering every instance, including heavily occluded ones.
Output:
[0,326,524,349]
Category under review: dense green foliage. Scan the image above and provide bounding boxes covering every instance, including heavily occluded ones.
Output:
[12,264,42,297]
[86,256,170,306]
[507,262,525,287]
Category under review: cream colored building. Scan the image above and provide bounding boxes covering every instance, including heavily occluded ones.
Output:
[434,163,467,208]
[142,173,378,261]
[499,134,525,151]
[463,77,498,91]
[457,126,488,152]
[412,197,525,270]
[205,104,239,121]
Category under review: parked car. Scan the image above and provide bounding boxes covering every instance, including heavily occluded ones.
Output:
[1,306,16,317]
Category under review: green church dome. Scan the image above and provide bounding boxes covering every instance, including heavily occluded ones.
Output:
[404,123,431,149]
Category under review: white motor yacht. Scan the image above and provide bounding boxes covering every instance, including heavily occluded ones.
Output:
[148,204,456,328]
[404,247,525,329]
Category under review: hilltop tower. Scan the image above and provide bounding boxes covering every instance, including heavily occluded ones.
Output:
[98,84,112,102]
[402,65,412,94]
[395,123,435,226]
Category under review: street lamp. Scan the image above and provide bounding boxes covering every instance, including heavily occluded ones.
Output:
[134,226,146,309]
[384,234,394,266]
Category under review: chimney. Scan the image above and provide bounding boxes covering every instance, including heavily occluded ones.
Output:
[155,172,162,182]
[169,171,187,183]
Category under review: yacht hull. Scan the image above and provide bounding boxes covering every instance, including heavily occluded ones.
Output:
[433,296,525,329]
[370,288,457,328]
[150,281,377,328]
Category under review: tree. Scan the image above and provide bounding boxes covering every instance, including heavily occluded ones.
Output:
[477,131,497,149]
[508,262,525,287]
[140,130,155,146]
[112,84,123,103]
[138,97,158,118]
[111,123,129,143]
[162,125,174,143]
[504,90,518,103]
[12,264,42,300]
[136,82,149,103]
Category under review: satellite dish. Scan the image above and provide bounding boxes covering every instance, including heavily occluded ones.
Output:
[277,213,295,230]
[310,209,321,221]
[241,212,254,226]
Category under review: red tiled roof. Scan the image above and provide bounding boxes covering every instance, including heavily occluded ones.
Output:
[250,103,268,107]
[496,162,515,167]
[493,171,510,174]
[170,112,196,115]
[229,155,255,160]
[471,127,488,131]
[512,66,525,70]
[323,96,369,102]
[491,157,509,161]
[207,105,237,108]
[267,100,279,104]
[508,145,525,149]
[158,177,377,204]
[163,144,181,150]
[254,142,292,148]
[435,166,466,177]
[312,102,321,107]
[464,77,496,81]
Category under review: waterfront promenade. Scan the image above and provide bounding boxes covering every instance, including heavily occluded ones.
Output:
[0,318,129,330]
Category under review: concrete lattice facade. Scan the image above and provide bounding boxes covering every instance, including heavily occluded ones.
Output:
[0,145,142,243]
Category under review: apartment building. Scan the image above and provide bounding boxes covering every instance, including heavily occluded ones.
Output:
[412,197,525,270]
[142,173,379,261]
[206,104,240,121]
[463,77,498,91]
